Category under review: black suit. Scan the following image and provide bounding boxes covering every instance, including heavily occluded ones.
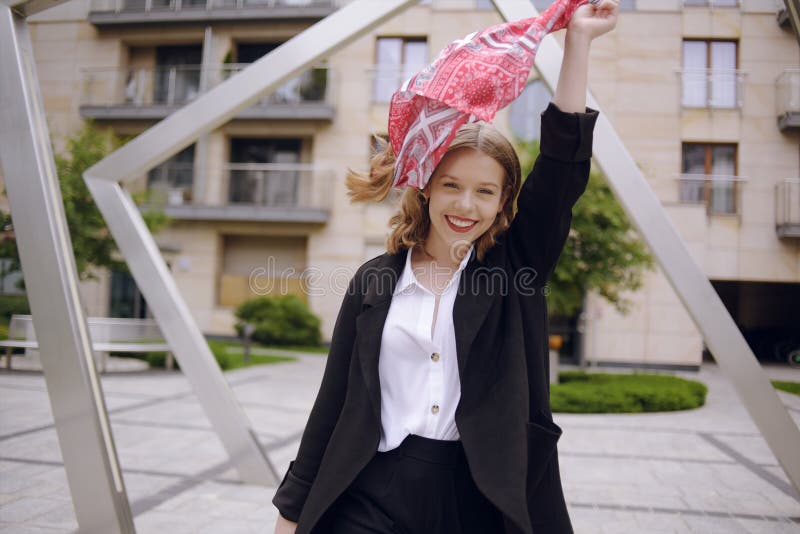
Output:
[273,102,599,534]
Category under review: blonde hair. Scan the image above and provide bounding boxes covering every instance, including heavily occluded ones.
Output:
[346,123,521,262]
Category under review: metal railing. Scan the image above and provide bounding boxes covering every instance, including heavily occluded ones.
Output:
[776,69,800,119]
[90,0,335,13]
[775,179,800,237]
[682,0,740,7]
[677,173,744,215]
[80,64,331,109]
[679,68,746,109]
[226,163,333,210]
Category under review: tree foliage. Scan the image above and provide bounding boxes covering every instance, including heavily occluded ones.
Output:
[519,140,654,318]
[0,121,169,283]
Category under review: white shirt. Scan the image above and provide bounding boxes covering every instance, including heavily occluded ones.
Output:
[377,244,474,452]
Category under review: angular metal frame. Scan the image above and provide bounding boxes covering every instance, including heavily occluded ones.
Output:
[0,3,134,532]
[84,0,420,489]
[2,0,798,532]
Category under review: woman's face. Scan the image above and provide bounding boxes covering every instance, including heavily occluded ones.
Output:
[425,147,507,257]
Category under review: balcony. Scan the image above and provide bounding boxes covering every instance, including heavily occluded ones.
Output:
[79,64,334,121]
[776,179,800,238]
[682,0,740,7]
[679,68,745,110]
[776,69,800,132]
[677,174,743,216]
[88,0,337,26]
[144,163,332,223]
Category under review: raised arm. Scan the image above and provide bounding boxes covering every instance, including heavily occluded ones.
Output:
[505,0,616,281]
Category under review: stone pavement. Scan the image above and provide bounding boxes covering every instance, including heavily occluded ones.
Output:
[0,355,799,533]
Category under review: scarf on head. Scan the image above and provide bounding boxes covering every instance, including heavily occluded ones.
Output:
[388,0,591,190]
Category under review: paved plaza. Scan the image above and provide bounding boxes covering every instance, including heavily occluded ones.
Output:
[1,352,799,533]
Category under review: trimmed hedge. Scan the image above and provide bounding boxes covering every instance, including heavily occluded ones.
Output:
[234,295,322,347]
[550,371,707,413]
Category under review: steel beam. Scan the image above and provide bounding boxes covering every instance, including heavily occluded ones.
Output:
[492,0,800,494]
[84,0,421,486]
[0,6,134,532]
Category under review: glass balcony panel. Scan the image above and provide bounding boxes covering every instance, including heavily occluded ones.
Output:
[80,65,330,111]
[224,164,331,212]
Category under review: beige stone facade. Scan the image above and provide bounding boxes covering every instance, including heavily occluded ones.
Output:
[13,0,800,366]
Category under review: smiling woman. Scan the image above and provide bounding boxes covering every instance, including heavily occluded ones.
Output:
[347,122,521,268]
[273,0,617,532]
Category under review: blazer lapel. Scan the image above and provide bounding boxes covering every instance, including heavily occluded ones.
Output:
[355,250,406,424]
[453,248,501,377]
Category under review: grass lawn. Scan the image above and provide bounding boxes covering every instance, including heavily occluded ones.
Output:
[207,340,296,370]
[550,371,708,414]
[772,380,800,396]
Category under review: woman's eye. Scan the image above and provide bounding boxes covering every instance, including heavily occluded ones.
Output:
[479,189,494,195]
[444,182,458,189]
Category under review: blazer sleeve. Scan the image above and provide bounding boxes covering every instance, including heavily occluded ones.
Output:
[505,101,599,281]
[271,273,363,522]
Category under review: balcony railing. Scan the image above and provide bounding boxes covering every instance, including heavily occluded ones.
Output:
[80,64,332,120]
[776,179,800,238]
[142,163,332,222]
[679,68,745,109]
[677,173,744,215]
[89,0,336,15]
[776,69,800,131]
[147,162,195,205]
[226,163,331,209]
[682,0,740,7]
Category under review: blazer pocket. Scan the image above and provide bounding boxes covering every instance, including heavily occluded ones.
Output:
[525,412,562,493]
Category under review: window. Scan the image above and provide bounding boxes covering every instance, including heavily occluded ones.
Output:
[680,143,738,215]
[153,45,202,105]
[228,138,303,206]
[373,37,428,103]
[682,40,739,108]
[109,269,148,319]
[148,144,195,205]
[509,80,552,142]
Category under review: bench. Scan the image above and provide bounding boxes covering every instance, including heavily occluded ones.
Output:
[0,314,172,372]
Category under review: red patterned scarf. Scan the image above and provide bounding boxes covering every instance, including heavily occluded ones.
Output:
[388,0,589,190]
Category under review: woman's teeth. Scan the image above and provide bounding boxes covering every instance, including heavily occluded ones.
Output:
[446,215,476,228]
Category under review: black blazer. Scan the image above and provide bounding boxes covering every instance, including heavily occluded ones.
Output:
[273,102,599,534]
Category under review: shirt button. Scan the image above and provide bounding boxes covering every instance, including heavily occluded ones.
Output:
[431,352,440,362]
[431,404,440,414]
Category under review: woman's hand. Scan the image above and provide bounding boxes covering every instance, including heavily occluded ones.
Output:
[274,514,297,534]
[568,0,619,41]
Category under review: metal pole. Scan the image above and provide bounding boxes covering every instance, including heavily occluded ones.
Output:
[84,0,422,486]
[492,0,800,494]
[0,5,134,532]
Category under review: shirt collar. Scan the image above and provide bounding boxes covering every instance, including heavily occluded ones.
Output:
[394,243,475,296]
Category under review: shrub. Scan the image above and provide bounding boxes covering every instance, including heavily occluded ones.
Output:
[550,371,707,413]
[234,295,321,347]
[773,380,800,396]
[0,295,30,324]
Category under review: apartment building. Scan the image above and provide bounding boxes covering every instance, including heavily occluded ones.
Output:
[13,0,800,368]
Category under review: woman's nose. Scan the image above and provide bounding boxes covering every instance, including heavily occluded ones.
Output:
[456,191,474,210]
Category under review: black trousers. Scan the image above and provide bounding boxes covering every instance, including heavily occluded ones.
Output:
[316,434,504,534]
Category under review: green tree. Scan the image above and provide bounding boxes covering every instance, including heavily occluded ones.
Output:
[0,121,169,284]
[519,140,654,318]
